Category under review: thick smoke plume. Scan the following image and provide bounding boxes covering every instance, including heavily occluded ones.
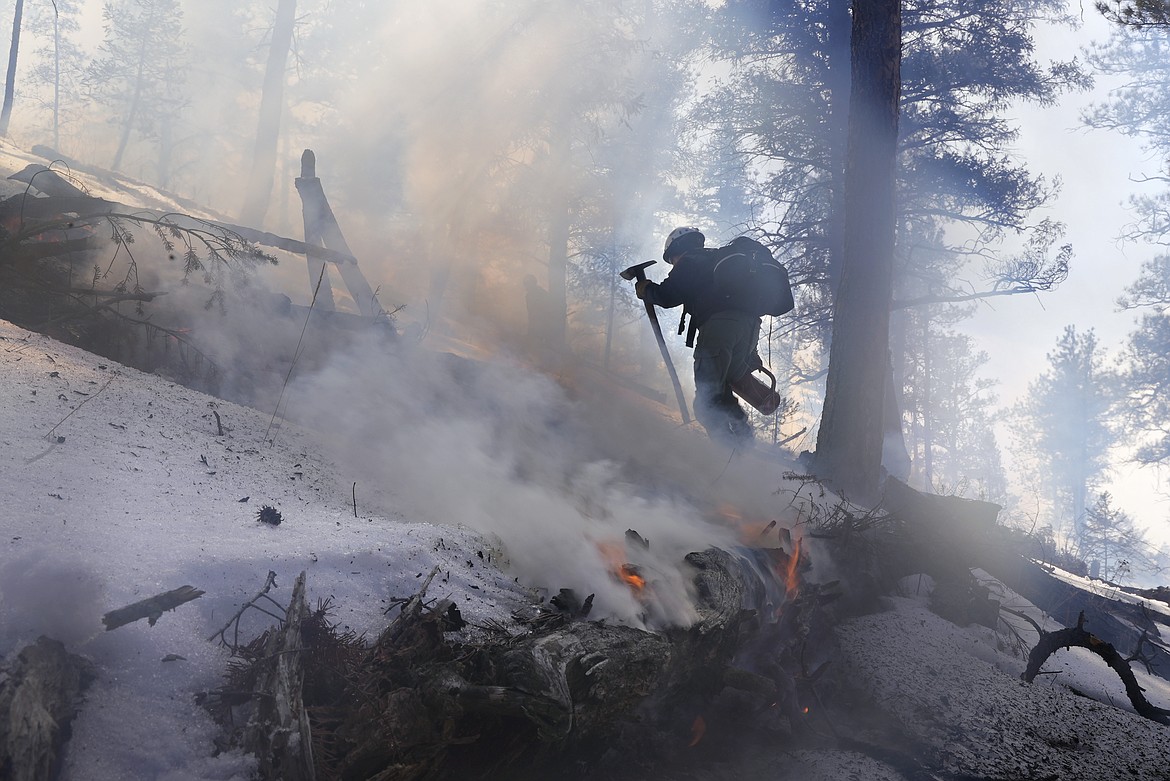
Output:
[281,330,789,628]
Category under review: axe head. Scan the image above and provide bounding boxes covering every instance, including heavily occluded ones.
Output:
[620,260,656,281]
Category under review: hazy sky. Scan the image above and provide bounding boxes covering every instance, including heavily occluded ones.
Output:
[968,11,1170,542]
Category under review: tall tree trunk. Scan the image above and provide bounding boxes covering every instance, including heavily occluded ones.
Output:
[157,115,173,188]
[546,130,571,350]
[824,0,853,295]
[0,0,25,136]
[814,0,901,502]
[239,0,296,227]
[112,2,158,171]
[51,0,59,150]
[920,307,933,488]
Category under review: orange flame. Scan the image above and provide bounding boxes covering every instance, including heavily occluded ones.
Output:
[618,564,646,591]
[596,542,647,593]
[689,715,706,747]
[784,536,802,599]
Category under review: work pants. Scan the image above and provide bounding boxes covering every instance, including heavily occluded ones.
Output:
[692,310,761,448]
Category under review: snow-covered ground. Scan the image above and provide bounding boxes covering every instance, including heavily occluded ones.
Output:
[0,314,761,778]
[3,314,1170,780]
[835,573,1170,780]
[0,319,534,778]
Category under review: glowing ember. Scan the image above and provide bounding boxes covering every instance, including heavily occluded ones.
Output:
[689,715,706,747]
[618,563,646,591]
[596,541,647,593]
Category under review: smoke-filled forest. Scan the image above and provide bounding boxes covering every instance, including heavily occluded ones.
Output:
[4,0,1170,777]
[11,0,1165,581]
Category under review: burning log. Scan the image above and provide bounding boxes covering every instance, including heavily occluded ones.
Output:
[207,540,831,781]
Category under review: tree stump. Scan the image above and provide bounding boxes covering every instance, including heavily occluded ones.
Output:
[0,636,93,781]
[240,571,315,781]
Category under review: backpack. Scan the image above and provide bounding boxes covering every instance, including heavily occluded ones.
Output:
[711,236,795,317]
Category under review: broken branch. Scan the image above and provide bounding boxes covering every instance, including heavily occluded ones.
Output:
[103,585,205,630]
[1023,611,1170,725]
[208,571,282,650]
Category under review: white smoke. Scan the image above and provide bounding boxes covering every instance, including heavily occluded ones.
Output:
[281,331,752,628]
[0,548,105,655]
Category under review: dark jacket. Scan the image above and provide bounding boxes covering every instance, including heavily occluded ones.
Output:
[643,247,729,329]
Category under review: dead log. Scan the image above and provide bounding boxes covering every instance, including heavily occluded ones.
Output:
[241,570,316,781]
[0,636,93,781]
[102,585,205,630]
[0,193,359,267]
[1023,612,1170,725]
[8,165,89,198]
[878,477,1002,583]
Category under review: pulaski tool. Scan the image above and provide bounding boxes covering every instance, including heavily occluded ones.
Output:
[620,260,691,424]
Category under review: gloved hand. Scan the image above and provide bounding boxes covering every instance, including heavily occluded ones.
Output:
[635,279,653,300]
[749,352,764,371]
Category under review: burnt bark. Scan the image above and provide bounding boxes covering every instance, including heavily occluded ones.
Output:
[102,585,205,630]
[242,571,316,781]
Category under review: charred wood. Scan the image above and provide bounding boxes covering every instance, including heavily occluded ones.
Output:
[102,584,205,630]
[0,636,93,781]
[0,193,357,267]
[295,546,824,780]
[241,571,316,781]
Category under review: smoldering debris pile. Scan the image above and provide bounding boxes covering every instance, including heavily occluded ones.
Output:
[201,529,838,781]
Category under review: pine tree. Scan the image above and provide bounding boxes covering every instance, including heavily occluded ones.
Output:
[1085,27,1170,247]
[899,313,1007,501]
[84,0,189,177]
[238,0,296,227]
[1012,326,1117,551]
[700,0,1088,342]
[1097,0,1170,28]
[22,0,86,151]
[1081,492,1152,582]
[816,0,902,498]
[1117,255,1170,465]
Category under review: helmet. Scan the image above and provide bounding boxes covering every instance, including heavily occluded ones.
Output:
[663,226,704,261]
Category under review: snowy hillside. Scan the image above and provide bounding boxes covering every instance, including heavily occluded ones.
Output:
[0,318,535,779]
[3,315,1170,780]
